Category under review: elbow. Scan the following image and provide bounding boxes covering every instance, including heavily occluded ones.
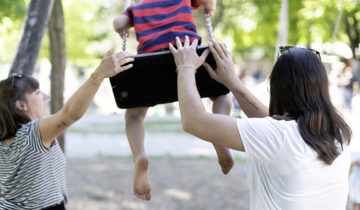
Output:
[182,119,192,133]
[181,113,203,135]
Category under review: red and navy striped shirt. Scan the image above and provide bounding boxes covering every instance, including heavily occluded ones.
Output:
[124,0,201,54]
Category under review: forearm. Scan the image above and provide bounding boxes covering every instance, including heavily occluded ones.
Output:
[60,73,102,123]
[177,68,207,131]
[228,79,269,118]
[177,67,244,151]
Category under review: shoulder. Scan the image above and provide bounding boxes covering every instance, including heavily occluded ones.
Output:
[16,119,40,139]
[237,116,297,131]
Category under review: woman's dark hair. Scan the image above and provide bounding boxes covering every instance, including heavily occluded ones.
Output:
[0,75,39,141]
[269,48,352,165]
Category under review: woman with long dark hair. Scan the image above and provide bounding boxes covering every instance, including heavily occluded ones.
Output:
[170,36,352,209]
[0,49,133,210]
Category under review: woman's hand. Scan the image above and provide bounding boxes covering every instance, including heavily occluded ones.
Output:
[169,36,209,72]
[203,40,238,89]
[92,49,134,83]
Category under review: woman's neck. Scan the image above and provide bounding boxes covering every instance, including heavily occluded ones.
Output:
[3,137,14,146]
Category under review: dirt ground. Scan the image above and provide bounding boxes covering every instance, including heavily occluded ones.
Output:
[66,157,250,210]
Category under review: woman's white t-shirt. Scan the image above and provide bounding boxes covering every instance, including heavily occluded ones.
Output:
[237,117,350,210]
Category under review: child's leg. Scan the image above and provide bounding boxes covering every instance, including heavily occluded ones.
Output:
[125,107,151,200]
[210,94,234,174]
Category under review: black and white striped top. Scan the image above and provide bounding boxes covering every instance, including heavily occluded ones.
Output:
[0,119,67,210]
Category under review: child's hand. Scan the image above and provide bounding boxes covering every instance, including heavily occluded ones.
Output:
[203,0,216,16]
[119,30,129,37]
[113,15,131,35]
[204,7,215,16]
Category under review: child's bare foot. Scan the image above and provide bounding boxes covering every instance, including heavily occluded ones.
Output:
[214,146,234,174]
[133,156,151,200]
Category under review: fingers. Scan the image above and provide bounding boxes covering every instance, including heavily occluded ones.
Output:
[204,9,215,17]
[113,51,132,58]
[175,37,183,49]
[209,41,221,62]
[203,62,216,79]
[184,35,190,47]
[119,57,134,66]
[190,38,199,48]
[105,48,115,56]
[212,40,225,59]
[200,48,210,61]
[116,63,133,73]
[169,43,177,54]
[219,42,228,57]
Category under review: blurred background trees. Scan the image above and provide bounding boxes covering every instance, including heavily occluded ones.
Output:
[1,0,359,64]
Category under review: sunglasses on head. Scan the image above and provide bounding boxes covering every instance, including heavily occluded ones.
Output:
[9,73,23,89]
[279,46,321,61]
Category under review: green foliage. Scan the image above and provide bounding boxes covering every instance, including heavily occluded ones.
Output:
[1,0,359,65]
[39,0,109,66]
[0,0,26,23]
[0,0,27,63]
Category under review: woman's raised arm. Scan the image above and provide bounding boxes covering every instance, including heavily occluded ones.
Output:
[39,49,134,148]
[170,36,244,151]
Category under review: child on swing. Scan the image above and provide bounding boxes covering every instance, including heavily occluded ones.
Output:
[113,0,233,201]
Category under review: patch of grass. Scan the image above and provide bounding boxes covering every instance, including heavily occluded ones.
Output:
[68,119,185,134]
[234,155,247,164]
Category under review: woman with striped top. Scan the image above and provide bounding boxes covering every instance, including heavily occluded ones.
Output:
[0,49,133,210]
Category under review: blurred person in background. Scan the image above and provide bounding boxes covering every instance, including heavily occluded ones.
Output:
[349,156,360,210]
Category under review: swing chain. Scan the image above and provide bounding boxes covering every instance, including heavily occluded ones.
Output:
[122,0,131,51]
[122,34,128,52]
[205,13,214,41]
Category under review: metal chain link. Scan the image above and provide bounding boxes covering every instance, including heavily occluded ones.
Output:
[205,13,214,41]
[122,0,131,51]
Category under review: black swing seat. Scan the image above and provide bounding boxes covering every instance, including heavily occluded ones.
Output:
[109,45,230,109]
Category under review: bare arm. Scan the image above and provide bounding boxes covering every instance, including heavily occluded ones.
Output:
[113,14,131,36]
[203,40,269,118]
[39,50,134,148]
[170,36,244,151]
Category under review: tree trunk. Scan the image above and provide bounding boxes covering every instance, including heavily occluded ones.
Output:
[49,0,66,152]
[344,11,360,59]
[274,0,288,60]
[9,0,55,76]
